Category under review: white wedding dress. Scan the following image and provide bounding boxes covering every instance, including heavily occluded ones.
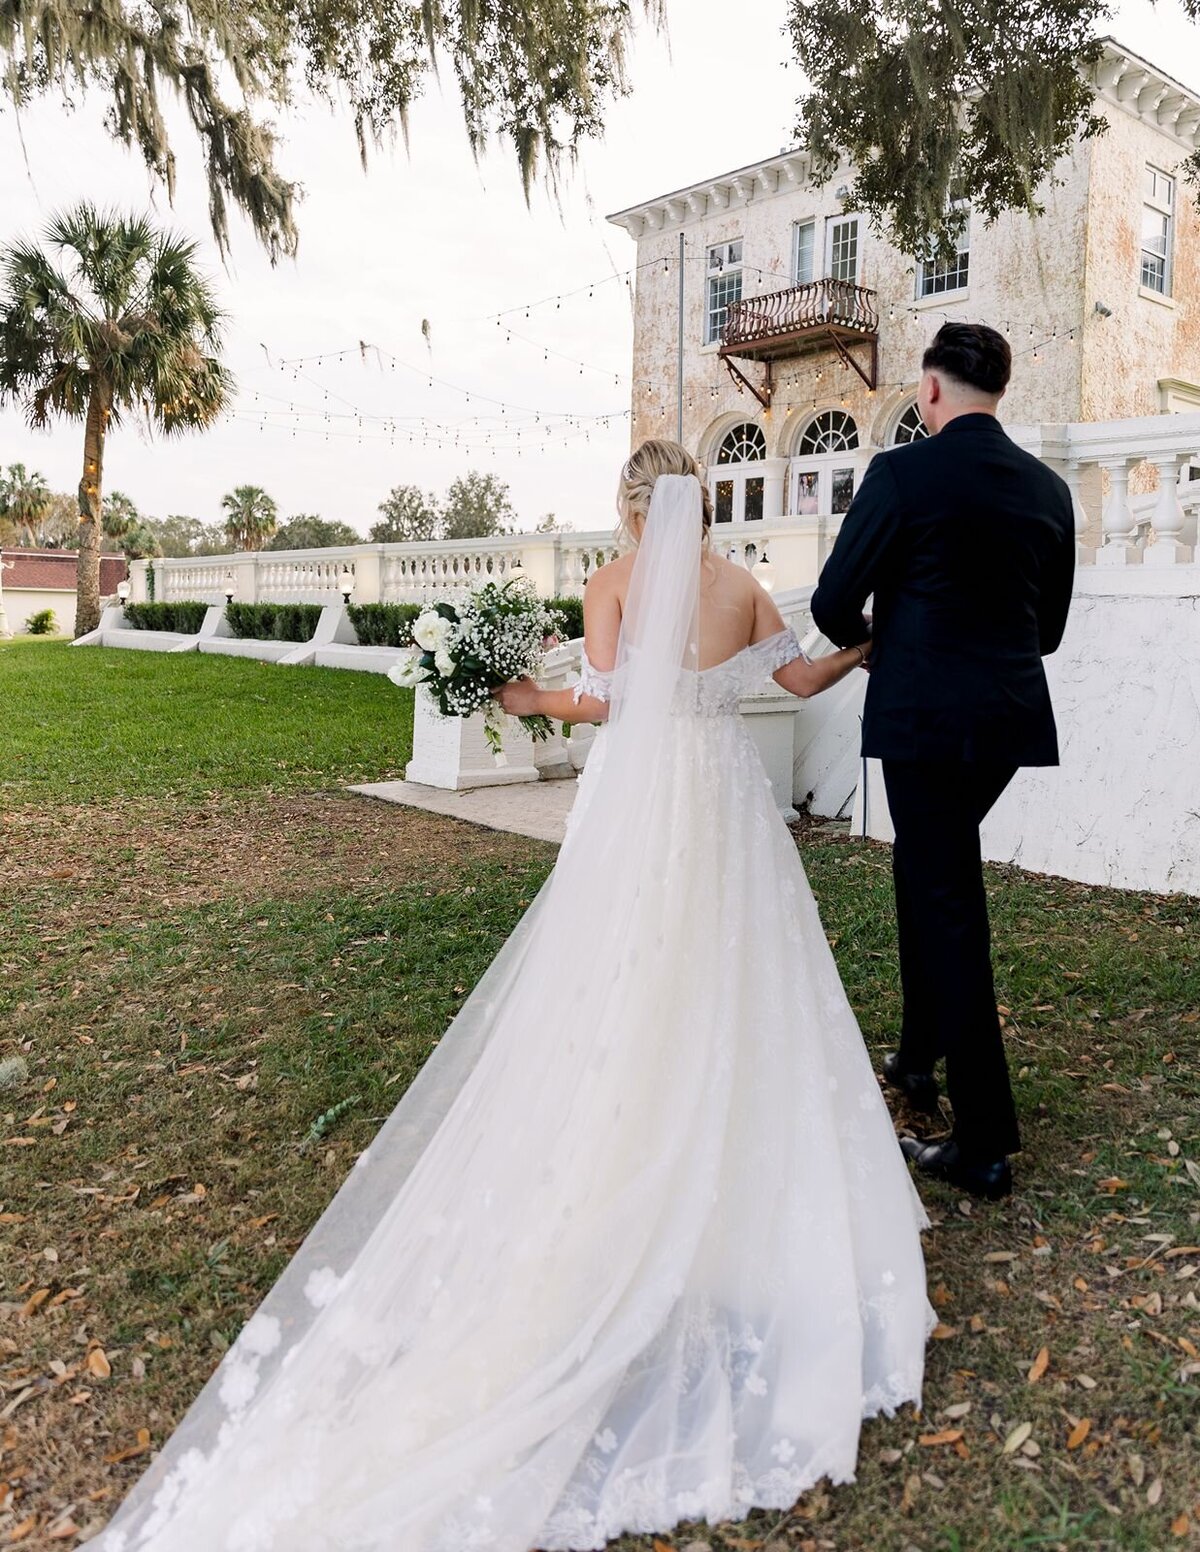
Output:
[93,476,934,1552]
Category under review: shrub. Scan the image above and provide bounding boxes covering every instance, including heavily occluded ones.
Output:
[225,601,323,643]
[546,594,584,642]
[347,602,423,647]
[124,601,210,634]
[25,608,56,635]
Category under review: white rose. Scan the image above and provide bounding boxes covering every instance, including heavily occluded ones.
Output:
[434,647,456,677]
[386,651,424,689]
[412,612,449,651]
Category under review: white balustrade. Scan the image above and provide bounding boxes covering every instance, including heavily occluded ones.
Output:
[129,413,1200,609]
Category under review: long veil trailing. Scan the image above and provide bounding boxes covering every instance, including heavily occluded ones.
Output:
[95,470,932,1552]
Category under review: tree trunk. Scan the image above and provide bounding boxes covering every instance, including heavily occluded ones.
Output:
[74,384,110,637]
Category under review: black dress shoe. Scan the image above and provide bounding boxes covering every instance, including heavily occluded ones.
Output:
[900,1137,1013,1200]
[881,1052,940,1114]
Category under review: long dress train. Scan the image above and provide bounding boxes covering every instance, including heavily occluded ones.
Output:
[92,476,933,1552]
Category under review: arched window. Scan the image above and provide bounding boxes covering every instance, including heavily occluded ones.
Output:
[716,423,767,465]
[797,410,859,455]
[711,422,767,523]
[891,401,930,445]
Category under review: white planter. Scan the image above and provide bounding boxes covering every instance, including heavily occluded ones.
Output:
[739,690,802,821]
[404,690,540,791]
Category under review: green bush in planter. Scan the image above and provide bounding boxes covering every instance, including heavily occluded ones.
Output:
[225,601,323,643]
[347,602,422,647]
[25,608,56,635]
[124,601,209,634]
[546,594,584,642]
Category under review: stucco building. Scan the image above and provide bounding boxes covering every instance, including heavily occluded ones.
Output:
[606,38,1200,531]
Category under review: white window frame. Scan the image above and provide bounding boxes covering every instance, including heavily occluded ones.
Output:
[792,219,816,285]
[1141,166,1175,298]
[917,202,971,299]
[825,216,860,285]
[705,239,743,345]
[710,421,767,524]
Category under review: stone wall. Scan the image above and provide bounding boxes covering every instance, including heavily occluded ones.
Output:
[1081,103,1200,421]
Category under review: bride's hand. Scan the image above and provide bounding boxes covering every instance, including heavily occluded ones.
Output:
[494,677,542,716]
[855,639,873,669]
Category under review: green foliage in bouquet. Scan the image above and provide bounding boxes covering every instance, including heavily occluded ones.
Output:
[396,581,557,755]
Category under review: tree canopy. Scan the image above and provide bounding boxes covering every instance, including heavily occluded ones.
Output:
[787,0,1200,256]
[267,513,361,550]
[0,1,662,261]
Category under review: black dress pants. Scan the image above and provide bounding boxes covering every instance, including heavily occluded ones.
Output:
[881,759,1021,1161]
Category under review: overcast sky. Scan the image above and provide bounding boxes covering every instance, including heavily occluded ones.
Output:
[0,2,1196,536]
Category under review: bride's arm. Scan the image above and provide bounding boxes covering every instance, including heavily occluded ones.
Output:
[494,566,621,723]
[753,587,871,700]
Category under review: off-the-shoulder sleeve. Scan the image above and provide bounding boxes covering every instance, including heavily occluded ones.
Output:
[746,627,808,683]
[573,650,615,704]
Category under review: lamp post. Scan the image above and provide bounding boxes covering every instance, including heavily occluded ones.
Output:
[339,567,354,603]
[224,571,235,607]
[117,578,131,612]
[753,547,776,593]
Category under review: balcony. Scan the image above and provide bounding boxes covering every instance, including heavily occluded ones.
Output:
[719,278,879,404]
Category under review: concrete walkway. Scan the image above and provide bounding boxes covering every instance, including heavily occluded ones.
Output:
[348,777,578,845]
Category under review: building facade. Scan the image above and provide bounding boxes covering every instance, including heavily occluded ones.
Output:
[606,38,1200,534]
[0,549,127,636]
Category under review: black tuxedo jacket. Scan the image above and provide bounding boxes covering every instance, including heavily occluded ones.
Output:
[810,413,1075,766]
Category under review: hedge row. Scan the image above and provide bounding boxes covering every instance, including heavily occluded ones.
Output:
[545,595,584,642]
[346,602,423,647]
[123,601,210,634]
[225,602,324,643]
[121,595,586,647]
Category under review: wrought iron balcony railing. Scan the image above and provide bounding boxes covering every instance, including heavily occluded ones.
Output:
[720,277,879,356]
[719,278,880,403]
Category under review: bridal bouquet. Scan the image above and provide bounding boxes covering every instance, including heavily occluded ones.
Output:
[387,580,556,755]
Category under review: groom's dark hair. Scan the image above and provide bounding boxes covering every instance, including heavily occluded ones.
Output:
[922,322,1011,396]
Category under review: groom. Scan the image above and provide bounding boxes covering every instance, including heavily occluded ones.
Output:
[811,322,1075,1200]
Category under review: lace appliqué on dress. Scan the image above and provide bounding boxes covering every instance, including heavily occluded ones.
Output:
[573,651,615,705]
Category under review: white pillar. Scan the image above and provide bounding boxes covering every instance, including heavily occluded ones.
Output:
[761,457,787,522]
[1144,453,1190,567]
[1096,457,1140,566]
[0,557,12,639]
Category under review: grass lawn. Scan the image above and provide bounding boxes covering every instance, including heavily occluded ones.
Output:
[1,640,1198,1551]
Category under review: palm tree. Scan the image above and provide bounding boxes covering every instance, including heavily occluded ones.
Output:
[0,462,51,544]
[221,485,278,551]
[0,205,234,635]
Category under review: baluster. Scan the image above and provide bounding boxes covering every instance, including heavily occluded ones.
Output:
[1144,453,1189,566]
[1096,457,1139,566]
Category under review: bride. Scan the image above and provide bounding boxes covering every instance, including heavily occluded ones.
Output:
[93,441,934,1552]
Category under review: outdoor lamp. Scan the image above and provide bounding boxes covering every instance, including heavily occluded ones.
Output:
[753,547,776,593]
[509,553,525,576]
[339,567,354,602]
[117,579,131,603]
[224,572,235,604]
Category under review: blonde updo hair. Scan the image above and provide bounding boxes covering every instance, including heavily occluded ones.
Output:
[616,439,714,549]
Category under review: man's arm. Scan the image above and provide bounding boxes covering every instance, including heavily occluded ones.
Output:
[810,452,904,648]
[1037,492,1076,657]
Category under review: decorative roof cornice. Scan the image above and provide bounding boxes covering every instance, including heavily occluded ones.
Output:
[607,38,1199,239]
[1091,37,1200,149]
[606,148,824,238]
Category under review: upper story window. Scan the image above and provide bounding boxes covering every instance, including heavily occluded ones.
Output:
[917,202,970,298]
[891,401,930,444]
[797,410,859,455]
[793,220,816,285]
[706,240,743,344]
[1142,166,1175,296]
[716,422,767,464]
[826,217,860,285]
